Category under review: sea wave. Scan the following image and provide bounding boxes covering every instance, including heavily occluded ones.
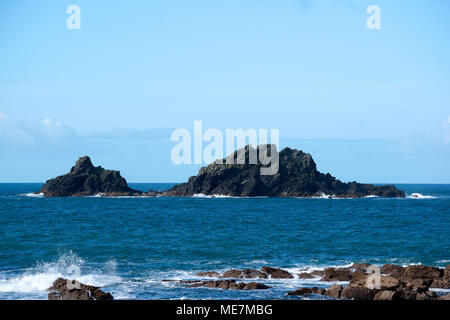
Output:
[0,251,121,294]
[192,194,267,199]
[407,193,437,199]
[21,192,43,198]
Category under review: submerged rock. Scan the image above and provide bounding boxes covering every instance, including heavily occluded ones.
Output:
[48,278,113,300]
[39,156,143,197]
[162,145,405,198]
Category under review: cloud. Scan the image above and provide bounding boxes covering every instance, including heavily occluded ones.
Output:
[0,111,80,148]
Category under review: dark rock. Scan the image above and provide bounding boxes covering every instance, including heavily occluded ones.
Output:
[349,263,371,272]
[381,264,404,279]
[381,276,401,290]
[311,270,324,277]
[229,282,247,290]
[188,282,205,288]
[401,265,443,286]
[48,278,113,300]
[197,271,220,277]
[444,265,450,282]
[395,285,417,300]
[407,278,428,292]
[416,291,437,300]
[243,282,270,290]
[438,294,450,300]
[430,279,450,289]
[161,145,405,198]
[325,284,343,298]
[222,269,268,279]
[221,269,243,278]
[189,279,270,290]
[349,273,400,290]
[373,290,396,300]
[315,288,326,295]
[261,266,293,279]
[39,156,143,197]
[287,288,313,296]
[321,268,353,281]
[341,285,375,300]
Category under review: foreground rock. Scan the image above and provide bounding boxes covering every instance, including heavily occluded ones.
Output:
[196,267,292,280]
[288,263,449,300]
[287,287,326,296]
[185,280,270,290]
[192,263,449,299]
[222,269,268,279]
[48,278,113,300]
[162,145,405,198]
[39,156,143,197]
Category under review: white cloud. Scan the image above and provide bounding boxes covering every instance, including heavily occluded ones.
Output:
[0,111,79,147]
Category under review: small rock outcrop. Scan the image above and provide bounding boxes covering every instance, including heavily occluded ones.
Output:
[261,266,294,279]
[194,267,291,279]
[39,156,143,197]
[222,269,268,279]
[162,145,405,198]
[48,278,113,300]
[185,280,270,290]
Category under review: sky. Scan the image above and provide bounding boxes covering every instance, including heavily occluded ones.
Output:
[0,0,449,183]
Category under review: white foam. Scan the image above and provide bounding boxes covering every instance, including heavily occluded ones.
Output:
[22,192,43,198]
[430,288,450,293]
[407,193,436,199]
[435,260,450,264]
[0,252,121,294]
[0,272,61,293]
[193,194,234,198]
[244,260,270,265]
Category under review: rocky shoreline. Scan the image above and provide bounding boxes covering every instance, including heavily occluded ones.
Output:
[37,146,405,198]
[48,263,450,300]
[176,264,450,300]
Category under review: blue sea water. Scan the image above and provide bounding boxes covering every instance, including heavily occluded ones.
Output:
[0,183,449,300]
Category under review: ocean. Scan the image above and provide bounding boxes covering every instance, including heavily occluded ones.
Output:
[0,183,449,300]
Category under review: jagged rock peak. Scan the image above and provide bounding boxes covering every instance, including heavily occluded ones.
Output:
[39,156,142,197]
[163,144,405,198]
[70,156,94,175]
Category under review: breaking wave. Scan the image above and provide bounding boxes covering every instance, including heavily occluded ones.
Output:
[407,193,436,199]
[22,193,43,198]
[0,251,121,295]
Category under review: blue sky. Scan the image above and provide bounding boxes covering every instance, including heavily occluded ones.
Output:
[1,0,449,183]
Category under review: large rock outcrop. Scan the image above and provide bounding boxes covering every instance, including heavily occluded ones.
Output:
[48,278,113,300]
[39,156,143,197]
[162,145,405,198]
